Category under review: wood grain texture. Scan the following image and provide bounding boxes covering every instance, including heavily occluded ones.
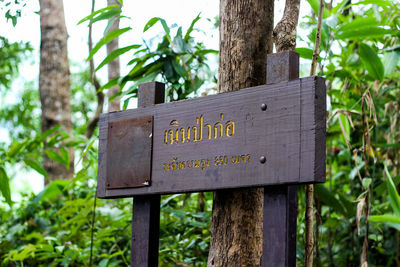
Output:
[96,77,326,198]
[262,185,297,267]
[262,51,300,267]
[130,82,164,267]
[131,195,160,267]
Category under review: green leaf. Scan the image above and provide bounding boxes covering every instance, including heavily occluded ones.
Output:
[362,178,372,189]
[36,125,61,143]
[24,159,48,177]
[143,17,171,42]
[7,140,27,158]
[337,17,379,33]
[98,77,120,92]
[359,43,384,81]
[184,13,201,41]
[87,27,131,60]
[96,44,141,71]
[385,166,400,217]
[315,184,348,216]
[59,147,70,169]
[82,139,96,159]
[172,60,186,77]
[336,27,395,40]
[383,51,400,76]
[352,0,393,9]
[78,5,119,25]
[173,27,188,53]
[89,8,121,26]
[307,0,330,19]
[296,47,314,60]
[370,214,400,231]
[0,166,12,206]
[370,214,400,224]
[143,17,160,32]
[159,18,171,42]
[34,180,70,203]
[44,149,67,167]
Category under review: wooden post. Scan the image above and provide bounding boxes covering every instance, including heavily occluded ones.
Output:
[262,51,299,267]
[131,82,165,267]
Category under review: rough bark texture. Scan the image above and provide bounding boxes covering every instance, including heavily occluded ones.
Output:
[207,1,274,266]
[39,0,74,181]
[106,0,121,112]
[273,0,300,51]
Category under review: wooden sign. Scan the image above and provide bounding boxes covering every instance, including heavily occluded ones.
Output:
[97,76,326,198]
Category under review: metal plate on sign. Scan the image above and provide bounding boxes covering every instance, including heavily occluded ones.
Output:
[106,116,153,189]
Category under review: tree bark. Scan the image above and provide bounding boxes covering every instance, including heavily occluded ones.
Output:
[273,0,300,52]
[39,0,74,182]
[207,1,274,266]
[306,1,324,265]
[106,0,121,112]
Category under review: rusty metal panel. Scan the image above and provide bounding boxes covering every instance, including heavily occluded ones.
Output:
[106,116,153,189]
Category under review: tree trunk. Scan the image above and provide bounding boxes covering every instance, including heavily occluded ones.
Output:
[39,0,74,182]
[273,0,300,52]
[107,0,121,112]
[207,1,274,266]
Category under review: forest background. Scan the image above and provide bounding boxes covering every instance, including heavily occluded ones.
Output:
[0,0,400,266]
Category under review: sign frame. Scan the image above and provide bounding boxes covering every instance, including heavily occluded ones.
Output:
[97,76,325,199]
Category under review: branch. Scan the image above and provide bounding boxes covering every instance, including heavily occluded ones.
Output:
[85,0,104,139]
[310,0,324,76]
[306,1,324,266]
[273,0,300,51]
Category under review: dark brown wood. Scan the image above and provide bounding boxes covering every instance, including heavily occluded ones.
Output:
[266,51,299,84]
[106,116,153,189]
[97,76,326,198]
[131,195,160,267]
[130,82,164,267]
[262,185,297,267]
[262,51,302,267]
[138,81,165,108]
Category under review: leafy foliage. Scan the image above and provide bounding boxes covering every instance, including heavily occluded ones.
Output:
[0,141,212,266]
[0,37,31,90]
[88,13,218,106]
[1,0,400,266]
[295,0,400,265]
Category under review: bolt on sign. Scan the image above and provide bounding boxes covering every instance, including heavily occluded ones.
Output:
[97,72,326,198]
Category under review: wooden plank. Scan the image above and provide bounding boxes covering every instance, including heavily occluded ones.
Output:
[130,82,164,267]
[262,185,297,267]
[131,195,160,267]
[300,76,326,183]
[97,76,325,198]
[262,51,300,267]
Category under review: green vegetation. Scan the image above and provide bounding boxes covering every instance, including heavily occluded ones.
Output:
[1,0,400,266]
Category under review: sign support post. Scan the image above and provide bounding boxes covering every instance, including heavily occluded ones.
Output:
[131,82,164,267]
[262,51,299,267]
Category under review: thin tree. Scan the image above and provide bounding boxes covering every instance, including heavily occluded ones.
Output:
[207,1,273,266]
[39,0,74,182]
[106,0,121,112]
[85,0,104,139]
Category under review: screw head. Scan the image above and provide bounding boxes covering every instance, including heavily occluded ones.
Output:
[260,103,267,111]
[260,156,266,164]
